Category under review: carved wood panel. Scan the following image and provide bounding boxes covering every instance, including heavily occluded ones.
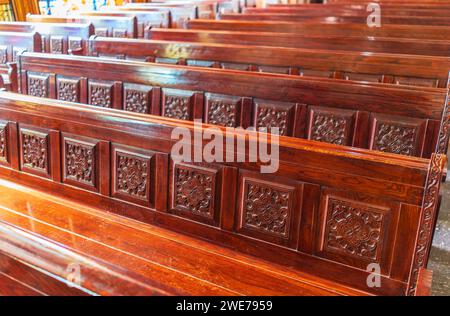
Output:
[112,29,128,38]
[95,28,109,37]
[49,36,64,54]
[57,77,80,103]
[307,106,355,146]
[62,134,99,192]
[205,93,242,127]
[317,189,396,273]
[88,80,114,108]
[19,127,50,177]
[237,172,300,248]
[0,121,7,164]
[369,114,425,157]
[68,37,83,54]
[170,162,221,226]
[161,89,195,121]
[112,144,154,207]
[123,83,153,114]
[27,72,49,98]
[253,99,296,136]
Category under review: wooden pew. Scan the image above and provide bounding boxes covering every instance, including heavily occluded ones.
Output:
[109,4,200,28]
[124,1,217,18]
[17,52,450,158]
[0,175,369,296]
[26,14,137,39]
[0,91,444,296]
[88,36,450,88]
[186,20,450,40]
[217,13,450,26]
[148,28,450,57]
[0,22,94,55]
[0,32,40,92]
[245,6,450,17]
[74,10,171,37]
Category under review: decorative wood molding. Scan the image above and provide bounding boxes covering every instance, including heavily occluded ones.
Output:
[407,153,447,296]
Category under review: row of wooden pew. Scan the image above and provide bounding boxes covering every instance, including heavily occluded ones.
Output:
[0,0,448,296]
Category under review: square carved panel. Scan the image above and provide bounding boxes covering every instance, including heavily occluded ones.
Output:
[112,144,154,207]
[68,37,82,53]
[123,83,153,114]
[161,89,195,121]
[19,127,50,177]
[88,80,114,108]
[307,106,355,146]
[315,187,398,275]
[57,77,80,103]
[62,134,99,191]
[27,72,49,98]
[238,177,294,240]
[369,114,425,157]
[170,162,220,225]
[236,172,303,249]
[50,36,64,54]
[253,99,295,136]
[0,122,8,164]
[205,93,242,127]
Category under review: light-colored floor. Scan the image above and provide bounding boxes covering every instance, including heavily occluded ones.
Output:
[429,159,450,296]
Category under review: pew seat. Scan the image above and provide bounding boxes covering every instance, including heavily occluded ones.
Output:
[0,178,374,296]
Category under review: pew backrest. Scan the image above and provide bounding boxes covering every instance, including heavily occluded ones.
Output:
[74,10,171,37]
[26,14,137,39]
[186,19,450,40]
[148,28,450,57]
[217,13,450,26]
[0,22,94,55]
[111,4,199,28]
[0,91,445,296]
[88,36,450,88]
[18,52,450,158]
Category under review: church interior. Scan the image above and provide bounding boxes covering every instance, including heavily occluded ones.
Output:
[0,0,449,297]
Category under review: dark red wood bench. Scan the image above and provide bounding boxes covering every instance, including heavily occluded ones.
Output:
[74,10,171,37]
[148,28,450,57]
[0,91,444,296]
[186,19,450,40]
[17,52,450,158]
[108,3,200,28]
[217,13,450,26]
[26,14,137,39]
[87,36,450,88]
[0,32,40,92]
[0,22,94,55]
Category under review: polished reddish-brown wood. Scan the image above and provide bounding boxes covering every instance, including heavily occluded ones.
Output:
[149,28,450,57]
[18,52,450,158]
[187,19,450,40]
[0,178,372,296]
[26,14,137,39]
[0,92,445,296]
[88,36,450,88]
